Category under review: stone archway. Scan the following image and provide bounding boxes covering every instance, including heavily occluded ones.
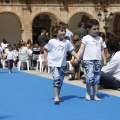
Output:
[32,13,58,43]
[0,12,23,44]
[68,12,92,33]
[67,7,99,33]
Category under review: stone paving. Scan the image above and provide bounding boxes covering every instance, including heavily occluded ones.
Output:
[23,70,120,97]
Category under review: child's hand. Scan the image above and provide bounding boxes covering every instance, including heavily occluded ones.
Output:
[44,61,48,68]
[73,59,79,65]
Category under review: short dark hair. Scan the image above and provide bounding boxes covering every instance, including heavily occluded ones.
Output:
[106,38,120,53]
[41,29,46,33]
[87,19,99,29]
[78,22,83,27]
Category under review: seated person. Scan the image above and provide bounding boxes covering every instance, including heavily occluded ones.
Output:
[68,34,84,80]
[100,37,120,90]
[32,43,40,67]
[18,42,32,70]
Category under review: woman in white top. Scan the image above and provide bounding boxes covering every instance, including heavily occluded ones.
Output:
[18,42,32,70]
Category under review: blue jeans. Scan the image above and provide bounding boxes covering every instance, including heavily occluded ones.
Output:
[50,66,66,89]
[84,60,101,85]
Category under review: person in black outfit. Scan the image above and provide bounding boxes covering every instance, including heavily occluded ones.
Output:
[38,29,49,54]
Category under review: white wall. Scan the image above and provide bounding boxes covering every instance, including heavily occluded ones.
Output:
[0,13,21,45]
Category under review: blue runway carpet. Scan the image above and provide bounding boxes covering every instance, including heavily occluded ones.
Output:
[0,68,120,120]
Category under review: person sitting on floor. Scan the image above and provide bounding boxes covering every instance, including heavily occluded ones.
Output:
[100,37,120,90]
[68,34,84,80]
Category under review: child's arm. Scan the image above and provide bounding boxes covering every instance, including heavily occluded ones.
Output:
[71,50,78,60]
[77,43,85,60]
[44,48,48,68]
[102,48,107,66]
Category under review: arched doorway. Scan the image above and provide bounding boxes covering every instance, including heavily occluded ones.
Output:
[69,13,91,33]
[113,14,120,38]
[32,13,57,43]
[0,12,22,44]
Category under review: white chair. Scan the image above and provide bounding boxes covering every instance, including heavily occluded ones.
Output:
[66,56,74,71]
[18,53,29,71]
[36,54,44,72]
[66,61,72,71]
[44,67,50,73]
[36,54,50,73]
[2,59,7,68]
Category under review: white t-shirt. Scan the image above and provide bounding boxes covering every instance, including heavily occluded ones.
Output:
[6,51,14,60]
[1,42,8,49]
[44,39,74,67]
[102,51,120,80]
[82,35,103,60]
[19,46,32,61]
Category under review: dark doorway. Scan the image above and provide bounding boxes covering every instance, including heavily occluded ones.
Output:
[32,14,51,43]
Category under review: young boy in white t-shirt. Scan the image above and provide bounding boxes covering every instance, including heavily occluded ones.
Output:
[77,19,106,101]
[44,24,78,104]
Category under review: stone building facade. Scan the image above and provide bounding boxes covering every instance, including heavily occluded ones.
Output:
[0,0,120,44]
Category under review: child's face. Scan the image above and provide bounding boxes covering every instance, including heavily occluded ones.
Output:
[57,30,66,40]
[8,47,12,51]
[88,25,99,37]
[35,44,38,47]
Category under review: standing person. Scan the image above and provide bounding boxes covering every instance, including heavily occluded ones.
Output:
[77,19,106,101]
[38,29,49,54]
[44,24,78,104]
[74,22,87,38]
[6,45,14,73]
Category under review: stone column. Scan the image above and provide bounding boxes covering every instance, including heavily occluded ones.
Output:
[21,6,32,42]
[59,8,68,23]
[99,21,105,33]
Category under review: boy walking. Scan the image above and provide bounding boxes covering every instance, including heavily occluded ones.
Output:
[44,24,78,104]
[77,19,106,101]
